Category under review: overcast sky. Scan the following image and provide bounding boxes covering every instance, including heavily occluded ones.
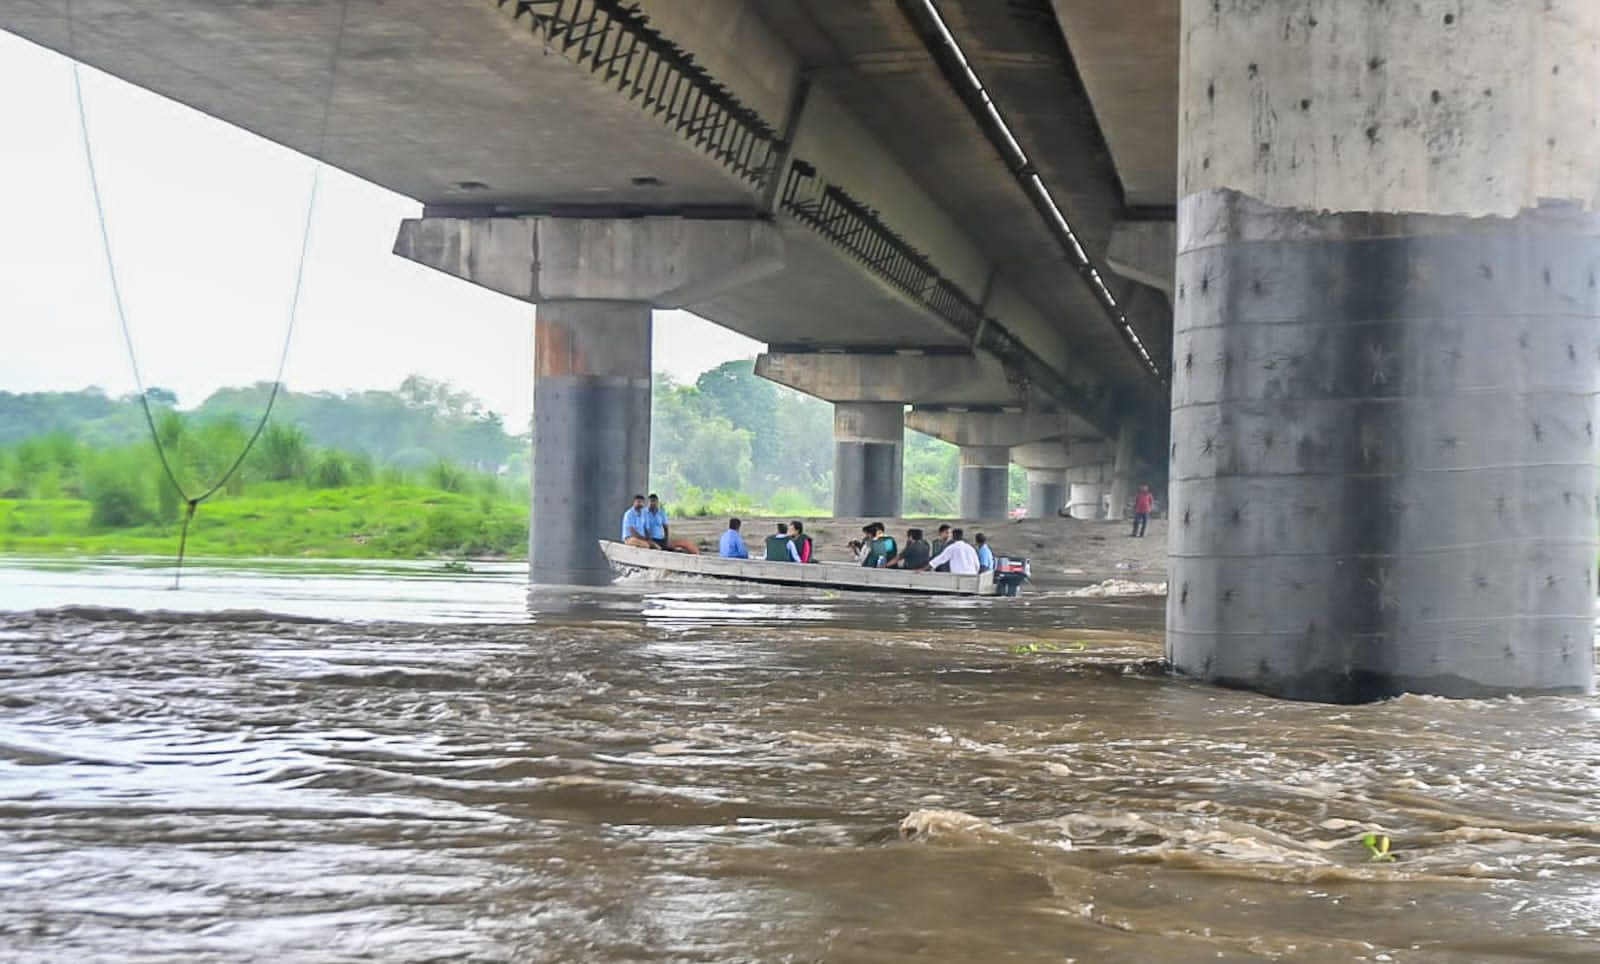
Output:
[0,29,761,428]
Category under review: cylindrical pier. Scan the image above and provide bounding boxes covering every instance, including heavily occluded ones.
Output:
[531,301,651,585]
[833,402,902,518]
[1169,0,1600,700]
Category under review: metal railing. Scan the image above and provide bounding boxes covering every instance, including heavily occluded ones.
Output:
[780,162,1104,421]
[779,163,949,318]
[496,0,777,182]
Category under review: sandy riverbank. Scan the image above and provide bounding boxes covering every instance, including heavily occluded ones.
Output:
[664,514,1168,584]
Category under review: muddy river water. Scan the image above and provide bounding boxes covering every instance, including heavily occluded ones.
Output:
[1,558,1598,962]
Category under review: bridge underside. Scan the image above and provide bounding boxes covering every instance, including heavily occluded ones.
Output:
[12,0,1590,703]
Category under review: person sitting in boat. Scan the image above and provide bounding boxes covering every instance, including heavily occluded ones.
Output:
[719,517,749,559]
[974,532,995,572]
[921,527,979,575]
[886,528,931,570]
[785,520,814,563]
[851,525,875,564]
[860,523,897,567]
[646,494,699,554]
[621,494,656,549]
[930,524,953,572]
[764,523,791,561]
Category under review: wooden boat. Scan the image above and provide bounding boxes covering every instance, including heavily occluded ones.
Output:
[598,540,999,595]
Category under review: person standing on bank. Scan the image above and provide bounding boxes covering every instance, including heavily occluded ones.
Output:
[1131,484,1154,538]
[921,527,979,575]
[719,517,749,559]
[647,494,699,554]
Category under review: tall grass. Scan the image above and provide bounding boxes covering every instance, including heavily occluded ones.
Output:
[0,412,530,557]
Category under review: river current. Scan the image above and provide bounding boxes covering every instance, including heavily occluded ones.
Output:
[1,558,1598,962]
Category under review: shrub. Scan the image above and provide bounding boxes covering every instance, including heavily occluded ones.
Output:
[347,452,376,485]
[155,473,183,524]
[255,422,313,481]
[308,451,353,489]
[82,457,155,528]
[427,459,468,494]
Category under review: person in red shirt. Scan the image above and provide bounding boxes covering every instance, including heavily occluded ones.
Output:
[1131,484,1154,537]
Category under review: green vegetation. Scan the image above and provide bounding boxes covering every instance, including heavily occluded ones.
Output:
[0,382,528,559]
[0,485,526,558]
[0,363,1032,560]
[1361,833,1397,863]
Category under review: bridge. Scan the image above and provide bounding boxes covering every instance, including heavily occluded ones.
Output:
[8,0,1598,703]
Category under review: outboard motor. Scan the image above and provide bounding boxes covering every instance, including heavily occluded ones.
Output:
[994,556,1030,597]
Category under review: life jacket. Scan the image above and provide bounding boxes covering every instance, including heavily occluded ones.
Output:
[873,535,897,564]
[764,534,792,561]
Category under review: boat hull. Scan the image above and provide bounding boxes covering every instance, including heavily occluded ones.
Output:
[598,540,997,596]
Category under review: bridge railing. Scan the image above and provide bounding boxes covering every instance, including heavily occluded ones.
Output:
[497,0,777,182]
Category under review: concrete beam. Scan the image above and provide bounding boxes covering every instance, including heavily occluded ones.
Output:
[394,216,783,308]
[905,409,1071,449]
[755,351,1020,406]
[1106,219,1175,295]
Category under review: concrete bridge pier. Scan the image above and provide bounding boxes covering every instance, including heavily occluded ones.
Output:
[529,302,650,585]
[833,402,903,519]
[1011,441,1069,519]
[1172,0,1600,700]
[1104,418,1137,523]
[1022,469,1066,519]
[394,215,782,584]
[1065,462,1113,521]
[958,445,1011,520]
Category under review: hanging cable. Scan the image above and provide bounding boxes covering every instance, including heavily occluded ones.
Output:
[64,0,349,586]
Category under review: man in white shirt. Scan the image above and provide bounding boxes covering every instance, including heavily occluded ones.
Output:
[921,527,980,575]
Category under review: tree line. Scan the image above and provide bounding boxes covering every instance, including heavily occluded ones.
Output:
[0,364,1022,529]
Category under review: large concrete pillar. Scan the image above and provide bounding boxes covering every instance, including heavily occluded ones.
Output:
[958,445,1010,519]
[532,302,650,583]
[1024,469,1067,519]
[1063,460,1112,520]
[834,402,902,518]
[1171,2,1600,701]
[1012,440,1071,519]
[394,215,782,584]
[1105,418,1136,522]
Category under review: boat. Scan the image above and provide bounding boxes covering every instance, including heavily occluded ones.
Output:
[598,540,1000,595]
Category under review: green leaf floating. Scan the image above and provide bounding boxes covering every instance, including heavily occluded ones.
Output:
[1361,832,1396,862]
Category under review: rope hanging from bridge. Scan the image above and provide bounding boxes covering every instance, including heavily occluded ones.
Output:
[63,0,350,587]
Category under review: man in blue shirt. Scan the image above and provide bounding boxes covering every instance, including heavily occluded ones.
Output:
[719,517,749,558]
[646,493,700,554]
[975,532,995,572]
[621,494,653,548]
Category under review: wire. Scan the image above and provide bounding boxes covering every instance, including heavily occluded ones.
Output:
[64,0,349,586]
